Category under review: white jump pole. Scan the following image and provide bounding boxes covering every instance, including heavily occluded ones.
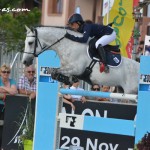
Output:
[60,89,137,101]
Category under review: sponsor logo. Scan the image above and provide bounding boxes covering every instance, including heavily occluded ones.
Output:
[59,113,84,129]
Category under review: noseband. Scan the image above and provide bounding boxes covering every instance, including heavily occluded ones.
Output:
[25,28,65,57]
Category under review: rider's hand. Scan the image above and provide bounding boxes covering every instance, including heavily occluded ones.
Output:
[64,33,71,39]
[81,96,87,103]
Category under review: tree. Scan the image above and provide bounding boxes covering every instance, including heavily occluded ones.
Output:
[134,132,150,150]
[0,0,41,53]
[0,0,23,9]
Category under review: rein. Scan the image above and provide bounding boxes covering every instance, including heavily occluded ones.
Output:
[24,28,65,57]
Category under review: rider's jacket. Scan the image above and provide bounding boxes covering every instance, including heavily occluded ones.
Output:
[65,23,114,43]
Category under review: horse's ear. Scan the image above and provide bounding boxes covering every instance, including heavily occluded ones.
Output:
[25,25,31,33]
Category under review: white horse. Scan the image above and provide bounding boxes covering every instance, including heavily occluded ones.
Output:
[23,26,140,94]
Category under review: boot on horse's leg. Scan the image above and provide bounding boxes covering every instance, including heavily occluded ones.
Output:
[97,45,109,73]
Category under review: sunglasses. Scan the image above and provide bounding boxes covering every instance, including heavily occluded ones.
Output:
[92,88,100,91]
[1,71,10,74]
[27,71,35,74]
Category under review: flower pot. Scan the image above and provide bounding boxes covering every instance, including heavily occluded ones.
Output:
[23,140,33,150]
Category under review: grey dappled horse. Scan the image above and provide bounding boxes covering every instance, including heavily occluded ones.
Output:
[22,26,140,94]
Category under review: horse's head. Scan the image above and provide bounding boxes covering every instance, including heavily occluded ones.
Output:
[23,25,86,67]
[22,26,41,66]
[22,25,68,66]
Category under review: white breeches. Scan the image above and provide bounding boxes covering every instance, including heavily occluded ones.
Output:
[95,31,116,48]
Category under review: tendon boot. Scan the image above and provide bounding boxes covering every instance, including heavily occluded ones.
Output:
[97,45,109,73]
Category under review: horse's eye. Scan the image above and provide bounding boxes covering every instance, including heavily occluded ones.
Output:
[29,42,33,45]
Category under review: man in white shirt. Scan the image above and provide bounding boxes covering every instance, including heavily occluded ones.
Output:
[70,79,86,103]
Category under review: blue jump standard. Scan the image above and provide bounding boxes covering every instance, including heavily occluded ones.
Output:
[83,116,134,136]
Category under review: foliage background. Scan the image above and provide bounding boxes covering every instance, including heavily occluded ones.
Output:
[0,0,41,53]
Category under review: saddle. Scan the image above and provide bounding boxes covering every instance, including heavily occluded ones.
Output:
[88,38,122,67]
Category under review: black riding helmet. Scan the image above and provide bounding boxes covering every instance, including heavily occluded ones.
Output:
[67,13,84,25]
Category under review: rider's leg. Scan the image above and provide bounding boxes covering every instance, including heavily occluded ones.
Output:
[97,45,109,73]
[95,31,116,73]
[95,31,116,47]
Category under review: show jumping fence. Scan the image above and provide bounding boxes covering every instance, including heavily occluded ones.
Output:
[32,50,150,150]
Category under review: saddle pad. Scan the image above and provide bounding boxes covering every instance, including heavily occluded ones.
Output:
[87,48,122,67]
[106,51,122,67]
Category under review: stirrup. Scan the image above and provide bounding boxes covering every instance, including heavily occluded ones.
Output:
[100,63,109,73]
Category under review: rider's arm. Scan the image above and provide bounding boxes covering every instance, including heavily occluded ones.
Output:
[65,24,90,43]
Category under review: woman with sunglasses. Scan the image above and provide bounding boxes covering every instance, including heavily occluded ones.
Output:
[89,84,102,101]
[0,64,17,96]
[0,64,17,147]
[90,84,110,101]
[91,84,100,92]
[86,84,100,101]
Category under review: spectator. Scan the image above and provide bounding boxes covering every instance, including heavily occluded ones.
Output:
[70,79,86,103]
[62,83,75,110]
[0,64,17,147]
[136,40,144,62]
[18,65,36,99]
[91,84,100,92]
[89,84,101,101]
[0,64,17,95]
[98,85,110,101]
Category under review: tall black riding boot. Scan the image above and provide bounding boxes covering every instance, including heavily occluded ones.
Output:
[97,45,109,73]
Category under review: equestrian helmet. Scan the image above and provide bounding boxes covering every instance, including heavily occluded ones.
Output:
[67,13,84,25]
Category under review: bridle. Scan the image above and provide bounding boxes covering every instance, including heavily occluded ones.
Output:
[24,28,65,57]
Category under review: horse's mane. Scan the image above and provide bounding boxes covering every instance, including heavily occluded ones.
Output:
[31,25,82,37]
[32,25,67,29]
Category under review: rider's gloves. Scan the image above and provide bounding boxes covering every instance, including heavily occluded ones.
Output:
[64,32,72,39]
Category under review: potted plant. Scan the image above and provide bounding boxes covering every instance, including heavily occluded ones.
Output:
[17,99,35,150]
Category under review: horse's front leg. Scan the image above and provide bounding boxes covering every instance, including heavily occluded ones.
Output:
[51,68,78,85]
[56,65,81,76]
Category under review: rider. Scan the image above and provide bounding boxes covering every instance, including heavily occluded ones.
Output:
[65,13,117,73]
